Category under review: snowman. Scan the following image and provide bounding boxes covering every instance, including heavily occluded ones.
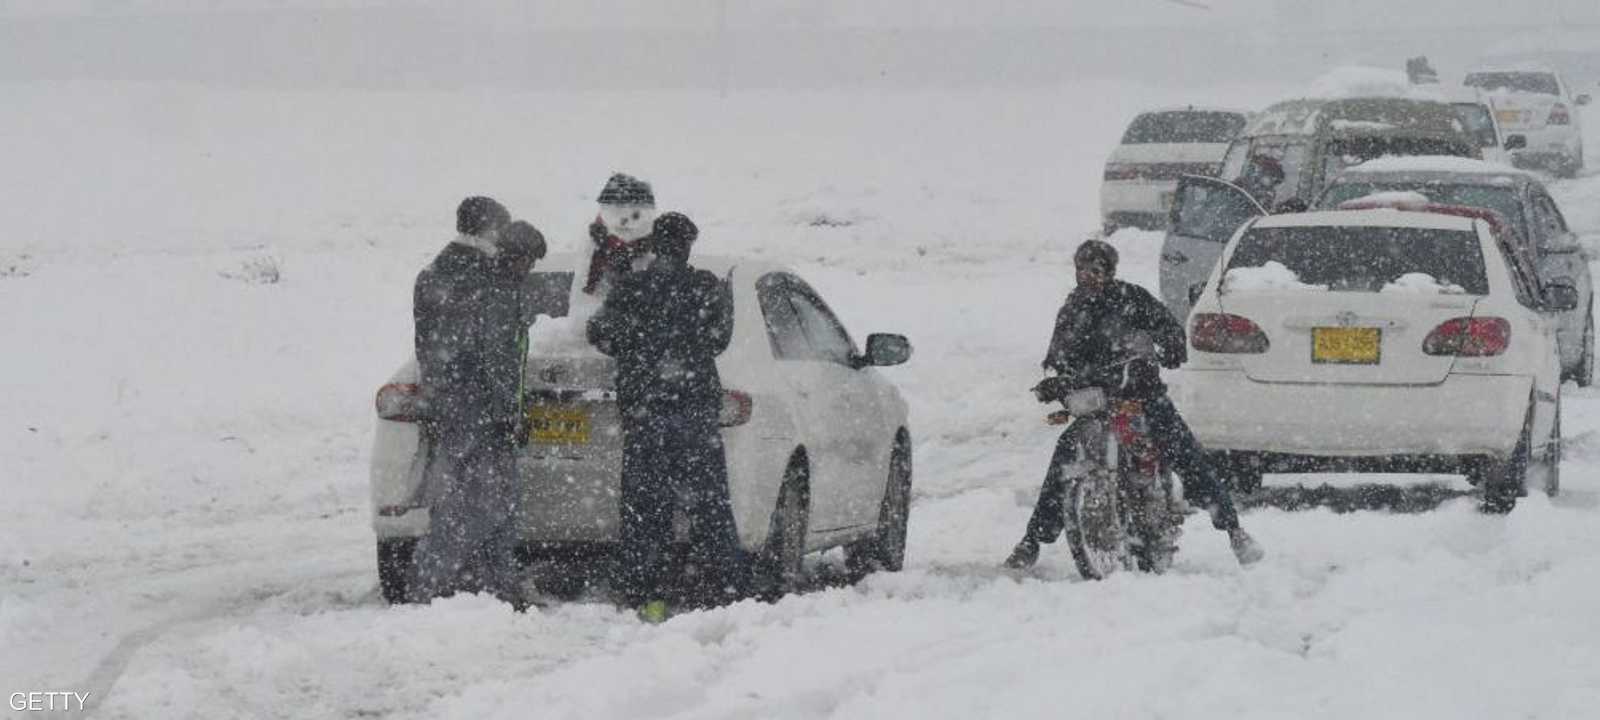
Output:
[582,173,658,295]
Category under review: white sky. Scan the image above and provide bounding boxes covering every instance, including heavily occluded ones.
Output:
[2,0,1597,29]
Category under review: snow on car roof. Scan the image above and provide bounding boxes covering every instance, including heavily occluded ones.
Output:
[1467,61,1558,75]
[1341,155,1534,178]
[1305,66,1413,100]
[1253,209,1481,232]
[1139,106,1248,116]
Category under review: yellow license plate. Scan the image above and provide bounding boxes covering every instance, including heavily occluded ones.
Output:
[528,405,590,445]
[1312,327,1381,364]
[1495,109,1523,124]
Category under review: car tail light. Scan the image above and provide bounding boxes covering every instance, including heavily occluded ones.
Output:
[1190,313,1270,354]
[719,389,753,427]
[1423,317,1511,357]
[375,383,422,422]
[1549,103,1571,126]
[1103,164,1140,181]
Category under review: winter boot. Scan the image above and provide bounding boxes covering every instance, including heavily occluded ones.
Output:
[1003,540,1040,569]
[1228,528,1264,566]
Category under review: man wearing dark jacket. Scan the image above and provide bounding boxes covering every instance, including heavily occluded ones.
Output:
[407,197,540,606]
[587,211,741,620]
[1005,239,1263,569]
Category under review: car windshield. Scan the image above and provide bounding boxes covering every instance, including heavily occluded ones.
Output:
[1121,111,1245,144]
[1227,225,1488,294]
[1316,181,1526,237]
[1464,72,1560,96]
[1451,103,1498,147]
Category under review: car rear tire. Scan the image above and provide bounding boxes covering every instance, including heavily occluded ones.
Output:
[755,454,810,601]
[377,538,418,604]
[1480,403,1533,514]
[1576,309,1594,388]
[845,432,913,577]
[1544,395,1561,498]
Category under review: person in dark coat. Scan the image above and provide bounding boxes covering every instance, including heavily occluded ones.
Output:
[1234,154,1286,210]
[586,211,741,619]
[1004,239,1263,569]
[407,197,542,606]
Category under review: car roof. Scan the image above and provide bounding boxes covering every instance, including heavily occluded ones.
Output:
[537,251,788,281]
[1467,62,1559,76]
[1244,96,1468,138]
[1136,106,1248,116]
[1251,209,1482,232]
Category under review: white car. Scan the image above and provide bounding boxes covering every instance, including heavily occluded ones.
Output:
[1100,107,1247,232]
[370,254,914,602]
[1174,208,1575,511]
[1464,65,1590,177]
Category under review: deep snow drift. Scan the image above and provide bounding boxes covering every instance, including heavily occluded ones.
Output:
[3,77,1600,719]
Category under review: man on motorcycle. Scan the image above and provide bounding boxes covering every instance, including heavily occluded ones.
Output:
[1004,239,1264,569]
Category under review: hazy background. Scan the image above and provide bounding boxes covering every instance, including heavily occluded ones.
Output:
[1,0,1597,91]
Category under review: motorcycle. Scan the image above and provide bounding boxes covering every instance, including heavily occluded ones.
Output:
[1034,354,1185,580]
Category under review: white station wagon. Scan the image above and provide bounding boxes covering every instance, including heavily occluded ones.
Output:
[1174,208,1574,512]
[370,254,914,602]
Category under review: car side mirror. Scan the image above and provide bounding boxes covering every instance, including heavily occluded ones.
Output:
[1188,283,1206,304]
[1544,280,1580,312]
[1503,134,1528,151]
[858,333,912,368]
[1544,233,1582,255]
[1577,94,1592,107]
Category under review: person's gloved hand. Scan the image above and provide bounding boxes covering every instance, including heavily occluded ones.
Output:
[1032,376,1074,404]
[589,217,610,246]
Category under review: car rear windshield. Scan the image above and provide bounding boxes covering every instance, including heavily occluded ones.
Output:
[1464,72,1560,96]
[1316,182,1525,235]
[1227,225,1487,294]
[1122,111,1245,144]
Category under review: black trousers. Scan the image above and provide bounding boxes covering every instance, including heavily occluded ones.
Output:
[408,427,522,603]
[1023,394,1240,544]
[616,403,746,607]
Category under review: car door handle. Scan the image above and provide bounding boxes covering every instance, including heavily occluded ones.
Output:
[1161,251,1189,263]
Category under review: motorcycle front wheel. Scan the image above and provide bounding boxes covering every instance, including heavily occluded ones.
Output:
[1063,469,1132,581]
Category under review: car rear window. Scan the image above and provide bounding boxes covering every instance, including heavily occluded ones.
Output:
[1121,111,1245,144]
[1226,225,1488,294]
[1464,72,1560,96]
[1316,182,1526,237]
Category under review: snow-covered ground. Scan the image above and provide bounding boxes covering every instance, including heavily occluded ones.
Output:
[4,78,1600,719]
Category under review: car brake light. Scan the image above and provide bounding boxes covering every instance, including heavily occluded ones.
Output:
[1190,313,1269,354]
[376,383,422,422]
[719,390,753,427]
[1549,103,1571,126]
[1422,317,1510,357]
[1103,164,1140,181]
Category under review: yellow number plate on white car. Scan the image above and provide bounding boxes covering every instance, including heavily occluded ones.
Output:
[528,405,590,445]
[1312,327,1380,364]
[1495,109,1523,125]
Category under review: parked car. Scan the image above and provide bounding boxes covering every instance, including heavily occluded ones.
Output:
[369,254,914,603]
[1100,107,1247,233]
[1464,65,1590,177]
[1313,155,1594,384]
[1158,96,1482,319]
[1173,207,1573,510]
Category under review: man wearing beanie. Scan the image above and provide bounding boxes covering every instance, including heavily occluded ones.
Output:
[587,211,741,621]
[1005,238,1263,571]
[407,196,532,607]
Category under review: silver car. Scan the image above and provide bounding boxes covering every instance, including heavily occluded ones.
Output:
[1312,157,1594,384]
